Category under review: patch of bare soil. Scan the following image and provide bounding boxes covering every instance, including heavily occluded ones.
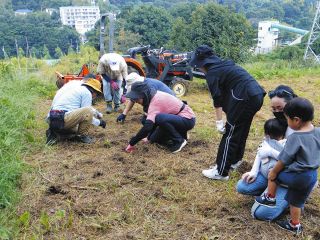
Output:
[18,82,320,239]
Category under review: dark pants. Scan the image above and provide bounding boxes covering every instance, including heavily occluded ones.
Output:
[277,169,318,208]
[217,94,264,176]
[149,114,195,146]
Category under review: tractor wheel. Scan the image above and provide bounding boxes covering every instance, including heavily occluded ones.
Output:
[128,66,139,74]
[170,78,188,97]
[56,78,65,89]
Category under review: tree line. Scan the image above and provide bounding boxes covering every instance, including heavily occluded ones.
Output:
[1,0,318,61]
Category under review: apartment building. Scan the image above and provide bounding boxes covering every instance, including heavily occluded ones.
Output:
[59,6,100,36]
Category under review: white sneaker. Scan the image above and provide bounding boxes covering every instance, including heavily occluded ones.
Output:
[202,168,229,181]
[171,139,187,153]
[230,160,243,170]
[209,165,217,170]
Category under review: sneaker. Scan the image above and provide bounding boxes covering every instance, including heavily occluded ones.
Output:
[106,102,113,114]
[171,139,187,153]
[114,104,120,112]
[276,220,303,234]
[202,168,229,181]
[255,192,276,207]
[46,128,58,145]
[73,135,93,144]
[230,160,243,170]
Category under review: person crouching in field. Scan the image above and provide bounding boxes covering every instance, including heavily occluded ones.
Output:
[46,78,106,145]
[116,72,175,123]
[255,97,320,234]
[124,82,196,153]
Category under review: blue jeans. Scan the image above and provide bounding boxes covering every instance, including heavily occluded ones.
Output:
[236,173,268,196]
[236,173,289,221]
[149,114,195,145]
[102,78,122,105]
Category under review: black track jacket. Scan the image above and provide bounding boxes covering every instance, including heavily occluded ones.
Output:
[205,56,265,114]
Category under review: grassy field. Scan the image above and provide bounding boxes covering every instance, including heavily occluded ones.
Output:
[1,56,320,239]
[0,62,55,239]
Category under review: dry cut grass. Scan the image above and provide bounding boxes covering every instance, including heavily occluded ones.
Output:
[17,76,320,239]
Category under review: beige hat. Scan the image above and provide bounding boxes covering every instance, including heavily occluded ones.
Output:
[82,78,102,94]
[125,72,145,92]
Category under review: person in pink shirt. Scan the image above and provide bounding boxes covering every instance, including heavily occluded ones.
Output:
[125,82,196,153]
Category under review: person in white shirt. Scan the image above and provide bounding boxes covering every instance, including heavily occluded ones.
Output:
[97,53,128,113]
[46,78,106,145]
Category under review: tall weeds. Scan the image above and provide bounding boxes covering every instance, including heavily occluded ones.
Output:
[0,61,54,239]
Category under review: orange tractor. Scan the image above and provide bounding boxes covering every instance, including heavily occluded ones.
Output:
[55,46,196,97]
[55,15,203,96]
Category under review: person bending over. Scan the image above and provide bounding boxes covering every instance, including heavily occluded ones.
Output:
[116,72,175,123]
[189,45,265,180]
[124,82,195,153]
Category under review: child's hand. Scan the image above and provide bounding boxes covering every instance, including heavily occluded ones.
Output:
[268,170,277,181]
[242,172,257,183]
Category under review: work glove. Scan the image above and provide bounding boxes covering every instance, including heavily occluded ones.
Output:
[117,113,126,123]
[140,114,147,125]
[110,80,119,91]
[257,143,280,159]
[96,111,103,119]
[125,144,135,153]
[99,120,106,128]
[215,120,226,134]
[121,95,127,104]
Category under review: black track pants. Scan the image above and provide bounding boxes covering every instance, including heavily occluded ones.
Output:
[216,94,264,176]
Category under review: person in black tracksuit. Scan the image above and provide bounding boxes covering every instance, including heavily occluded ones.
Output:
[189,45,266,180]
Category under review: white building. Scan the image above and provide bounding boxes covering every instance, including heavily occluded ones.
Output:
[256,21,280,54]
[15,9,33,16]
[60,6,100,37]
[45,8,57,15]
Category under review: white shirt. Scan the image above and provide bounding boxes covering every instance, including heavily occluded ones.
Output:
[51,85,92,112]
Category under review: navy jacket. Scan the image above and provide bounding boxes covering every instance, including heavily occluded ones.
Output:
[205,56,265,113]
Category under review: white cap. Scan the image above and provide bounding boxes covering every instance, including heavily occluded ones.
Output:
[108,59,120,71]
[125,72,145,92]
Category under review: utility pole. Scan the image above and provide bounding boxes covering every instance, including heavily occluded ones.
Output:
[304,1,320,62]
[2,46,8,59]
[25,36,29,57]
[99,14,107,57]
[25,36,29,74]
[99,12,116,57]
[15,38,21,71]
[108,13,116,53]
[76,40,79,53]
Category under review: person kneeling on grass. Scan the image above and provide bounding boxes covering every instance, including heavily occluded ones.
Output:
[124,82,195,153]
[255,97,320,234]
[46,78,106,145]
